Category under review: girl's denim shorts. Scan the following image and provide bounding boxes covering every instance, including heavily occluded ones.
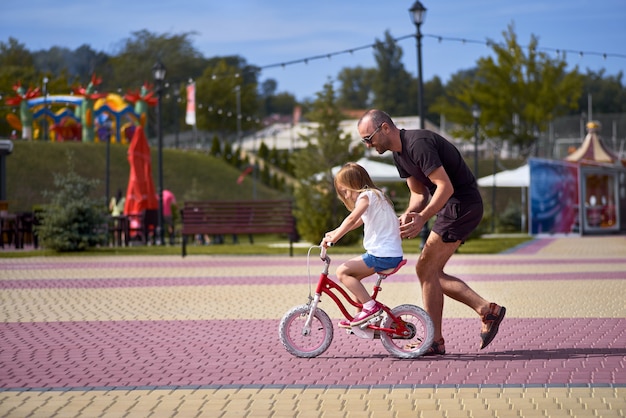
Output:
[362,253,403,272]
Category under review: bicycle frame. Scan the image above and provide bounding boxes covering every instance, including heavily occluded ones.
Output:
[302,250,412,339]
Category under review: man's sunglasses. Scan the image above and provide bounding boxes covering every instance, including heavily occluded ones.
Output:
[361,124,383,144]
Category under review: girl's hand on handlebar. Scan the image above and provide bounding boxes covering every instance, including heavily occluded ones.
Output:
[320,235,335,248]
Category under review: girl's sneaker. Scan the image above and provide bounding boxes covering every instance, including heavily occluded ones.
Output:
[338,319,351,329]
[350,302,383,325]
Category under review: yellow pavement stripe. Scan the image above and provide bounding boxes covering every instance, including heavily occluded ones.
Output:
[2,280,624,322]
[0,387,624,418]
[539,236,626,256]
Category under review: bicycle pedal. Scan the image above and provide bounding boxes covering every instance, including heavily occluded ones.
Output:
[351,326,376,339]
[359,317,382,329]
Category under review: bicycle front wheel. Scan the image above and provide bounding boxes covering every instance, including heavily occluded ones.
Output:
[279,304,333,358]
[380,304,434,359]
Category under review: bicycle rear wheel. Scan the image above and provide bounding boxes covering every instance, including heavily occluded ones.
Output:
[380,304,434,358]
[279,304,333,358]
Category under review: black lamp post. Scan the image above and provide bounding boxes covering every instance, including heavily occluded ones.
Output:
[103,120,112,209]
[409,1,427,129]
[152,59,166,246]
[410,1,430,249]
[491,141,498,233]
[472,104,481,177]
[42,77,49,141]
[174,84,180,149]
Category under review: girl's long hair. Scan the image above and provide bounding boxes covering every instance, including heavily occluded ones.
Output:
[334,162,391,211]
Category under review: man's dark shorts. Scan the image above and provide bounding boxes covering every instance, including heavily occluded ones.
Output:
[431,199,483,243]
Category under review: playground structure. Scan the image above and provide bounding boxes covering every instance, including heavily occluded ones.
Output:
[4,76,155,144]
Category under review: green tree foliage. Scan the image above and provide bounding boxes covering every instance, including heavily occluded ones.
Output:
[371,31,414,116]
[291,81,363,244]
[36,151,107,252]
[337,66,376,109]
[579,69,626,114]
[223,141,234,164]
[0,38,37,134]
[108,30,206,90]
[257,141,270,160]
[195,59,260,137]
[432,24,583,155]
[259,79,298,116]
[422,76,446,126]
[209,135,222,157]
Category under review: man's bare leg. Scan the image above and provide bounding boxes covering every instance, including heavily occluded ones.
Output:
[416,232,494,341]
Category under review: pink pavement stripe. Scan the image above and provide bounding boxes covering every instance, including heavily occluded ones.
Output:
[505,238,556,254]
[2,256,624,272]
[0,258,305,270]
[1,318,624,389]
[0,271,623,289]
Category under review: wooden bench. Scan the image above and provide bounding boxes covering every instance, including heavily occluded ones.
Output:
[181,200,297,257]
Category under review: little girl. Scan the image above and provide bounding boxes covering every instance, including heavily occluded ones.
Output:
[321,162,403,326]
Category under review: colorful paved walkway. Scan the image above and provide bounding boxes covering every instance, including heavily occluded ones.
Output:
[1,236,625,417]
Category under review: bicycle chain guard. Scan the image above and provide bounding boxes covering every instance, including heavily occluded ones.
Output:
[349,316,382,340]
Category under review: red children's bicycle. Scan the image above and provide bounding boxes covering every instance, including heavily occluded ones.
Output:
[279,246,434,359]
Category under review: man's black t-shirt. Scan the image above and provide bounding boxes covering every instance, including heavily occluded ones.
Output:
[393,129,481,203]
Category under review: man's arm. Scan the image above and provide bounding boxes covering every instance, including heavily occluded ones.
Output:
[399,166,454,238]
[404,176,430,215]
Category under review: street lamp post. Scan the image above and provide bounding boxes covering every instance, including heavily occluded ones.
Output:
[152,59,166,246]
[409,1,427,130]
[42,77,49,141]
[491,141,498,233]
[409,1,429,248]
[174,85,180,149]
[472,104,481,178]
[103,121,112,209]
[235,85,242,147]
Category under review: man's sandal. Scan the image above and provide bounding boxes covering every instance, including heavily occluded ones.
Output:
[404,338,445,355]
[480,303,506,349]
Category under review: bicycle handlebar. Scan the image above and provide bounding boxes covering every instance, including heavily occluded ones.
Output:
[319,242,333,261]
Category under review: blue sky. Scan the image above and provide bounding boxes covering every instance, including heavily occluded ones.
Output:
[2,0,625,101]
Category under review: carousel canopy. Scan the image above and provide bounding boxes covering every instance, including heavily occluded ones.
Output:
[564,121,624,166]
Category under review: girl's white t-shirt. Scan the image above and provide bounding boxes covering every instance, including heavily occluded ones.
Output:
[357,190,403,258]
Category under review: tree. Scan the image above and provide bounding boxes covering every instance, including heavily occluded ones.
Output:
[209,135,222,157]
[578,69,626,114]
[337,66,376,109]
[423,76,445,126]
[36,151,107,252]
[0,37,34,68]
[291,81,363,244]
[0,38,38,136]
[433,24,583,156]
[260,78,297,116]
[109,30,206,90]
[371,31,415,116]
[195,58,260,139]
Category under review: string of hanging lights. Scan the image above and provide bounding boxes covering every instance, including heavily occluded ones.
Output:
[191,32,625,125]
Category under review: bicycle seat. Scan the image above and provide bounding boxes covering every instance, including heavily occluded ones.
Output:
[378,259,407,277]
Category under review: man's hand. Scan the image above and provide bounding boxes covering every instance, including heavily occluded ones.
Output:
[399,212,426,240]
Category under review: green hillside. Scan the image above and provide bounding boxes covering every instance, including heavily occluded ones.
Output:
[5,141,288,212]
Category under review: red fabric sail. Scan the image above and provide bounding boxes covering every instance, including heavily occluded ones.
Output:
[124,127,158,216]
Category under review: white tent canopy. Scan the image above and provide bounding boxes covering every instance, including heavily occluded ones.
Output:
[477,164,529,188]
[332,158,402,183]
[477,164,529,233]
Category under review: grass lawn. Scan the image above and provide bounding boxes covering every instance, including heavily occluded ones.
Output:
[0,234,533,257]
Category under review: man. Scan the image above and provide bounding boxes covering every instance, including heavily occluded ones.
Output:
[357,109,505,355]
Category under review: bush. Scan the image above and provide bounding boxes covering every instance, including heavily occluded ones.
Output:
[499,201,522,232]
[36,152,107,252]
